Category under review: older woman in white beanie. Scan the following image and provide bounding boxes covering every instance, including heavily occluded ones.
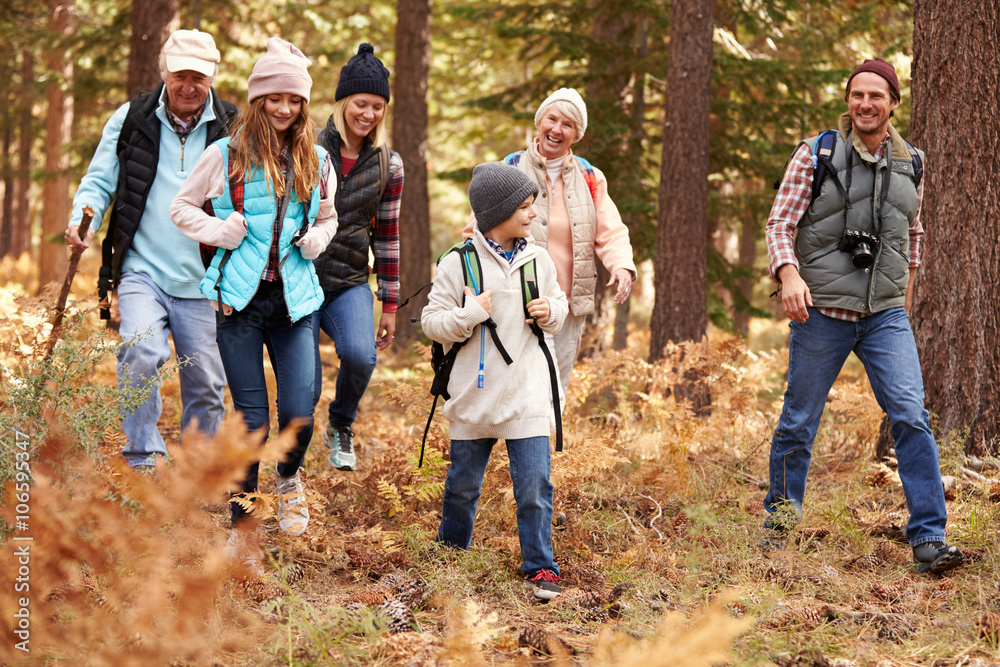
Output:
[465,88,636,403]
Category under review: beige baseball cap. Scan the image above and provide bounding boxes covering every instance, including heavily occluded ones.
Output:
[162,30,221,77]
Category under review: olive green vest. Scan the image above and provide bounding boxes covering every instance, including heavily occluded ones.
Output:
[795,118,923,315]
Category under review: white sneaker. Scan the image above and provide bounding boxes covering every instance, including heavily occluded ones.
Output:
[275,467,309,536]
[223,525,265,577]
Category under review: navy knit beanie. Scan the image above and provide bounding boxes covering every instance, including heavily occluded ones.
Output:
[335,43,390,102]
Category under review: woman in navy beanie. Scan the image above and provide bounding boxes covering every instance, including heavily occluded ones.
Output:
[312,43,404,471]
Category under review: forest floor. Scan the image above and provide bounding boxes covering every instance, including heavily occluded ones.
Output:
[1,259,999,667]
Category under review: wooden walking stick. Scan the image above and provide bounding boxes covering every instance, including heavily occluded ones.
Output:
[44,205,94,361]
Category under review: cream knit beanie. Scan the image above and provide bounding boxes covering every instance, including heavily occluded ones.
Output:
[534,88,588,142]
[247,37,312,102]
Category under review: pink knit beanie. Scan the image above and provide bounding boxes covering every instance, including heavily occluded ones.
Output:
[247,37,312,102]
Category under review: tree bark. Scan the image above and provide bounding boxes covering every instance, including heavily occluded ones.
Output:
[127,0,179,98]
[1,122,12,258]
[649,0,714,360]
[12,49,33,259]
[38,0,74,292]
[902,0,1000,454]
[391,0,432,346]
[580,3,633,357]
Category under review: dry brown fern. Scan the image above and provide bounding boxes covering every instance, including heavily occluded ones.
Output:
[0,422,272,666]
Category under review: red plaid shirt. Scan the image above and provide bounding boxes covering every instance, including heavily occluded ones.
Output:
[372,160,403,312]
[766,133,925,322]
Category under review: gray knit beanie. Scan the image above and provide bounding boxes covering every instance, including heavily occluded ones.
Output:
[469,162,539,233]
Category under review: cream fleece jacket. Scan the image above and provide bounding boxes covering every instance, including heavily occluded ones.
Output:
[421,231,568,440]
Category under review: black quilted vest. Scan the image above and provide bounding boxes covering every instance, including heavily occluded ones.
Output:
[98,84,237,317]
[314,122,385,295]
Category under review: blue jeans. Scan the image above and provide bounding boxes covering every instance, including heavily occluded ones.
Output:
[116,271,226,468]
[312,283,378,427]
[765,307,947,546]
[437,436,558,576]
[216,279,316,524]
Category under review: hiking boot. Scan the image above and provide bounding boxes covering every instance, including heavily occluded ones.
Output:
[324,424,356,471]
[274,467,309,536]
[223,525,265,577]
[526,569,562,601]
[913,542,964,574]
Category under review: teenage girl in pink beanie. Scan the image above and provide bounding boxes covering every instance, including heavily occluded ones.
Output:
[171,37,338,575]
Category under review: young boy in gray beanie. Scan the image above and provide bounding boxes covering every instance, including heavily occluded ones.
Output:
[421,161,568,600]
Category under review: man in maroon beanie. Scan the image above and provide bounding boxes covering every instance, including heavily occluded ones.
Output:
[761,57,964,575]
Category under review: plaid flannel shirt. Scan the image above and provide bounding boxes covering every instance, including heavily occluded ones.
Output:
[765,133,925,322]
[372,161,403,312]
[261,151,332,282]
[483,236,528,265]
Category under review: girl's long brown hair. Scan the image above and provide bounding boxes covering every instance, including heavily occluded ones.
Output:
[227,96,319,203]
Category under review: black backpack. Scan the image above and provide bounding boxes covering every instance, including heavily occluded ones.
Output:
[417,240,562,466]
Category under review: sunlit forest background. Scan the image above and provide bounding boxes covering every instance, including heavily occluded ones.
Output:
[3,1,1000,666]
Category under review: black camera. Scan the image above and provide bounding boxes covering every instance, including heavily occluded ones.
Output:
[838,230,879,268]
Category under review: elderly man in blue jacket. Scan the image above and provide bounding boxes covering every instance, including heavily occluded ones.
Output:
[65,30,237,471]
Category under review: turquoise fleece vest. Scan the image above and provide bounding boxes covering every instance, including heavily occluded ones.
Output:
[200,138,326,322]
[795,126,922,315]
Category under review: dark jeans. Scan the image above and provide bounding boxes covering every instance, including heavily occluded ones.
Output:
[765,307,948,546]
[312,283,378,427]
[216,279,316,524]
[436,436,558,576]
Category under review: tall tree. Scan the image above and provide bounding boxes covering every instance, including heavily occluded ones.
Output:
[649,0,715,359]
[12,49,33,259]
[38,0,74,291]
[392,0,432,345]
[127,0,179,98]
[908,0,1000,454]
[580,3,634,358]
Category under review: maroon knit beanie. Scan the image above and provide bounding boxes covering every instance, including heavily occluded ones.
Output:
[845,57,900,102]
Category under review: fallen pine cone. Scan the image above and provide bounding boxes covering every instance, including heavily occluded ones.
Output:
[518,626,575,657]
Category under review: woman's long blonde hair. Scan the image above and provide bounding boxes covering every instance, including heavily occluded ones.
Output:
[330,95,388,149]
[228,96,319,203]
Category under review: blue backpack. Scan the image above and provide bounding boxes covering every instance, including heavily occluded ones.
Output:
[774,129,923,204]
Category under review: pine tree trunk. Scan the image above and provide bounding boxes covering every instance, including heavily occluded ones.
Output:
[580,4,632,357]
[904,0,1000,454]
[12,49,33,259]
[127,0,179,98]
[1,122,12,258]
[649,0,714,360]
[391,0,432,345]
[38,0,74,293]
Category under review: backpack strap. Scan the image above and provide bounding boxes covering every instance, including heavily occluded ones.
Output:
[572,155,600,208]
[418,240,518,467]
[210,154,244,325]
[773,129,845,206]
[520,258,563,452]
[376,143,391,203]
[903,139,923,186]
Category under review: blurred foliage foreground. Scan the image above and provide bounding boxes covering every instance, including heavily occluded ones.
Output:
[0,277,998,667]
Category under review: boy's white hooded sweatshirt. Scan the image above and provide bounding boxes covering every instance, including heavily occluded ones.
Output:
[421,230,568,441]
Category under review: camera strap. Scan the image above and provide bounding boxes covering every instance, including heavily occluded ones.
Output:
[874,141,893,237]
[837,144,855,238]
